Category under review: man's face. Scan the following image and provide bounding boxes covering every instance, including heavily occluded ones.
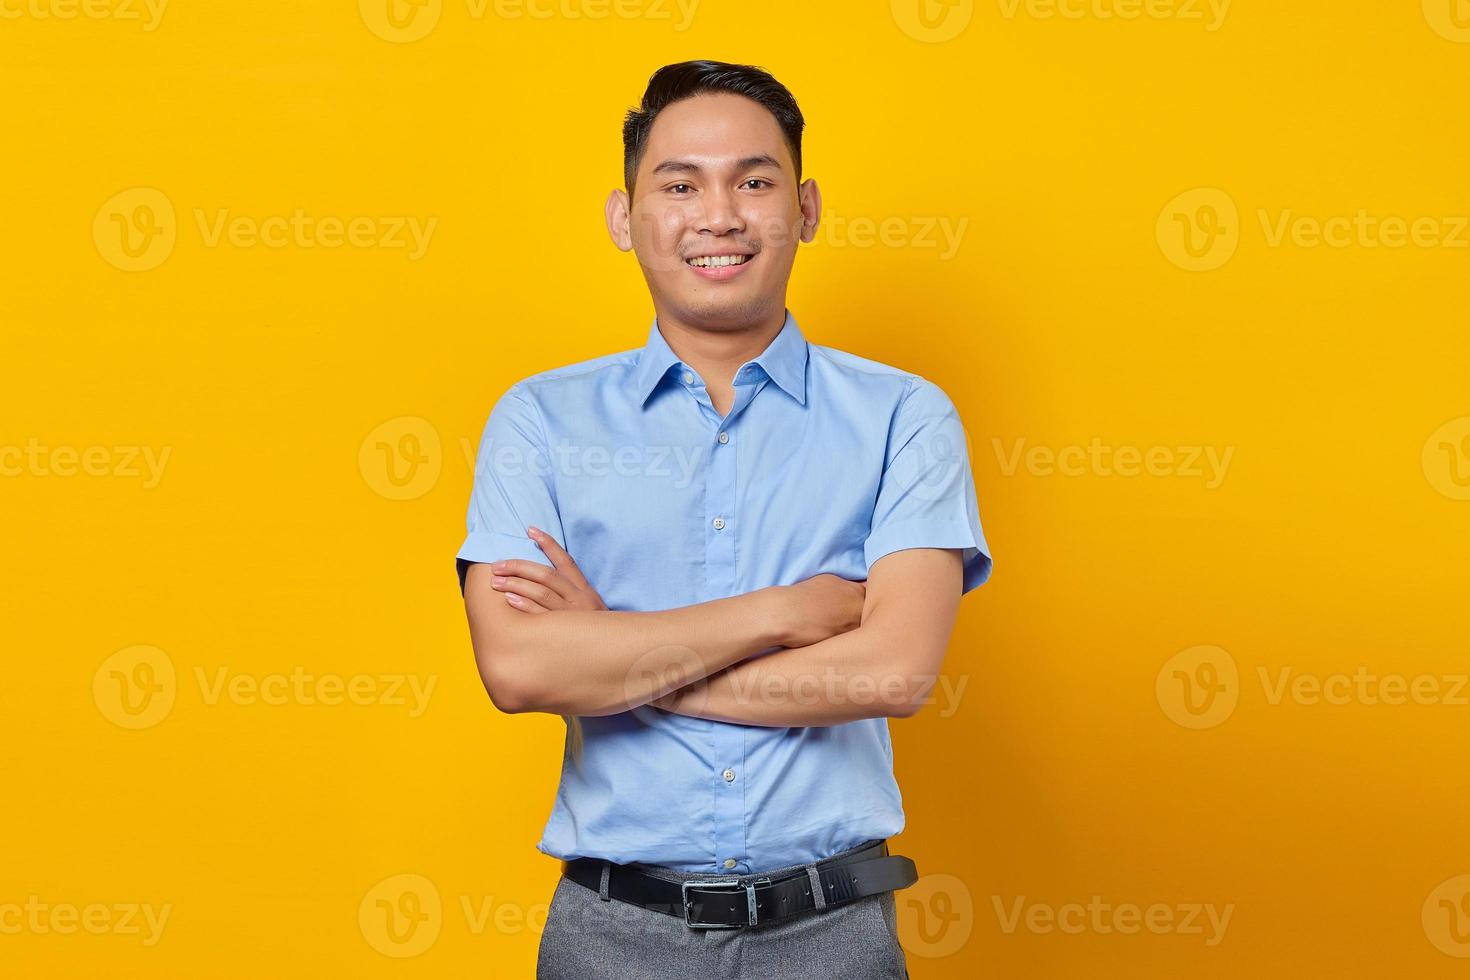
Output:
[607,92,820,331]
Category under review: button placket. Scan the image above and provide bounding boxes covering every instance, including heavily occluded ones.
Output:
[706,385,745,875]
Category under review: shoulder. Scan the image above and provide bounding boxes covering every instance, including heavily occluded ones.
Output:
[808,342,917,382]
[485,346,641,410]
[511,347,641,394]
[476,347,640,435]
[808,344,959,415]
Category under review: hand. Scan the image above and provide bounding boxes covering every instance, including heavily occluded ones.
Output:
[489,526,609,614]
[780,573,866,648]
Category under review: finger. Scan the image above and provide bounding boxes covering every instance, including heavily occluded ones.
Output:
[492,575,565,610]
[492,559,578,604]
[527,527,593,591]
[506,593,550,614]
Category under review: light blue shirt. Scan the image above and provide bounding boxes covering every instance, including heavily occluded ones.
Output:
[457,309,992,873]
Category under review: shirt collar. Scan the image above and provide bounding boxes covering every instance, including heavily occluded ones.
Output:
[633,310,809,408]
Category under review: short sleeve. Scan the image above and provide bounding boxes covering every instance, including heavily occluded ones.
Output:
[455,384,564,595]
[863,377,993,594]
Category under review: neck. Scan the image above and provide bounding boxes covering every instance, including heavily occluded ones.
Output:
[653,306,788,391]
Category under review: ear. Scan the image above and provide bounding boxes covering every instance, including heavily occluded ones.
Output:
[797,178,822,244]
[605,188,633,252]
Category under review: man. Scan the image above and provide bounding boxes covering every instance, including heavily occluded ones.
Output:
[457,60,992,979]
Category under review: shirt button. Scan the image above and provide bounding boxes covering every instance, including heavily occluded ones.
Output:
[717,431,729,444]
[711,517,725,530]
[722,768,735,782]
[682,371,694,384]
[723,858,737,870]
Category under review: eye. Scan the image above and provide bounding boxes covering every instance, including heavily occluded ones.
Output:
[742,179,771,190]
[668,183,693,194]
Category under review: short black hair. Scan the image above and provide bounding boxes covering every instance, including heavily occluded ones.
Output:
[622,60,804,195]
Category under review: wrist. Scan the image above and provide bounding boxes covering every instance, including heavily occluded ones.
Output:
[759,585,797,649]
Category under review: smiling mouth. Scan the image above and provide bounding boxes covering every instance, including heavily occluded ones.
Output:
[685,253,754,268]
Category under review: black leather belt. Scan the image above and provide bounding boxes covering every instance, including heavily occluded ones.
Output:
[561,839,918,929]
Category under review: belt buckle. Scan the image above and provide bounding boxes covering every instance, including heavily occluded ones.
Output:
[682,877,760,929]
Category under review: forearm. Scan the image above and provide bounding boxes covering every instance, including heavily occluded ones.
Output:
[476,583,792,716]
[657,624,929,727]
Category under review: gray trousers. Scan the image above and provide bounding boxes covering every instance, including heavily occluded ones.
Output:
[536,840,911,979]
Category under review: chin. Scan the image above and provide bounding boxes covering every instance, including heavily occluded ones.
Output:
[681,294,775,329]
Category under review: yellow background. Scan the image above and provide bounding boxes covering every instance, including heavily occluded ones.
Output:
[3,0,1468,976]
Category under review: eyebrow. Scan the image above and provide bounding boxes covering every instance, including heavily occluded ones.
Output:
[649,154,784,178]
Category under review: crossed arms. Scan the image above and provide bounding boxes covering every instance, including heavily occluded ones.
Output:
[461,526,964,726]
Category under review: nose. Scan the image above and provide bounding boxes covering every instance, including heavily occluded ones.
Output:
[696,184,744,236]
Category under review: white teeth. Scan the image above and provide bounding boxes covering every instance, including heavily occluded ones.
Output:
[687,254,750,268]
